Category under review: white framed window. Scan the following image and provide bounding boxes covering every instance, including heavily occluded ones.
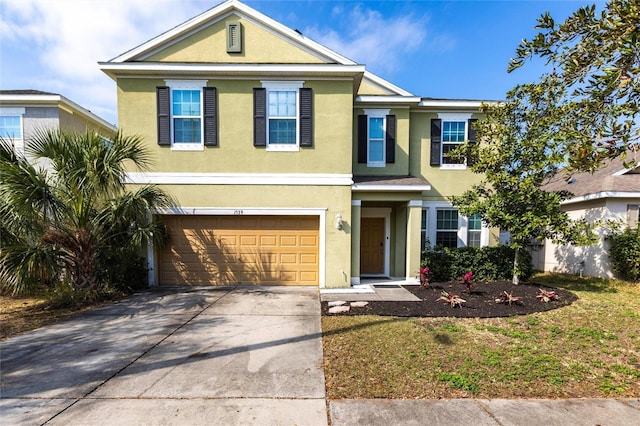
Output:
[262,81,303,151]
[438,112,471,170]
[166,80,207,151]
[628,204,639,228]
[467,213,482,247]
[421,208,429,251]
[436,209,459,248]
[0,107,25,153]
[363,108,390,167]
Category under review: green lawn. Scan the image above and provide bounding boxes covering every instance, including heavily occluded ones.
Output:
[322,274,640,399]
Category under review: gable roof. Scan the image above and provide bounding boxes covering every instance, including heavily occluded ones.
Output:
[101,0,412,97]
[0,90,117,132]
[543,156,640,204]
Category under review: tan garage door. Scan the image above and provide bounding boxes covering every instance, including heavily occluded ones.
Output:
[158,215,319,286]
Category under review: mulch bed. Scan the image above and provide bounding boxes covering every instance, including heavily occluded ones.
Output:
[321,281,578,318]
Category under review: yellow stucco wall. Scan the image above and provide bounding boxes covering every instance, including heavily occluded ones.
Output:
[117,78,353,174]
[409,111,485,201]
[352,108,411,176]
[58,109,115,137]
[356,80,391,96]
[146,14,325,64]
[143,183,353,288]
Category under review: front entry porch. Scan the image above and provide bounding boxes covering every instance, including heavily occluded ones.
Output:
[350,175,431,286]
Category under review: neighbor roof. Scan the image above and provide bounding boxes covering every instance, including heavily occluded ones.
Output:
[543,156,640,204]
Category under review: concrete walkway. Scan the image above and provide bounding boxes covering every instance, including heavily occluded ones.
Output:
[1,286,326,425]
[1,285,639,425]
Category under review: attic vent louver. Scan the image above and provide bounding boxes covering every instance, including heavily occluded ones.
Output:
[226,21,242,53]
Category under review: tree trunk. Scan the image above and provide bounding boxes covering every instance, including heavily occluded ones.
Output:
[512,246,520,285]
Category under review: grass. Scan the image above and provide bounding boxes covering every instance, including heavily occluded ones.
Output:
[322,273,640,399]
[0,288,123,341]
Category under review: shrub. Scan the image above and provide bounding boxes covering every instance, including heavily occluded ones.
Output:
[608,227,640,282]
[422,245,532,282]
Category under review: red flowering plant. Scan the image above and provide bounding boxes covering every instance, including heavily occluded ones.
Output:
[420,266,431,288]
[461,271,474,293]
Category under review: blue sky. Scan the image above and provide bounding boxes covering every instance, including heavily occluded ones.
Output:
[0,0,602,126]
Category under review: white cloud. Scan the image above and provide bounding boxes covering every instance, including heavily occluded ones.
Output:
[304,5,447,75]
[0,0,204,125]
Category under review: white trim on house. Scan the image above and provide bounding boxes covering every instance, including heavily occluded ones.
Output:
[351,184,431,192]
[0,107,26,115]
[0,94,116,132]
[151,207,327,287]
[361,207,391,277]
[356,95,421,104]
[99,63,367,80]
[420,99,487,108]
[125,172,353,186]
[561,191,640,205]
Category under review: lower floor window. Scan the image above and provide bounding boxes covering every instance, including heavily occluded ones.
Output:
[467,213,482,247]
[436,209,458,248]
[421,209,429,251]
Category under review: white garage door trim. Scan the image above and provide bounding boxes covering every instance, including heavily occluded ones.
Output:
[149,207,327,287]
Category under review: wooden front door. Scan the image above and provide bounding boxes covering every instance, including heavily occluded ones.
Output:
[360,217,385,274]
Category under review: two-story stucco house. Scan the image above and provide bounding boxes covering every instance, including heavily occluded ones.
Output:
[99,0,498,288]
[0,90,117,155]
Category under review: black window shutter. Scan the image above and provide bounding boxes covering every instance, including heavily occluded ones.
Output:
[253,88,266,147]
[157,86,171,146]
[467,118,478,166]
[299,88,313,147]
[203,87,217,146]
[357,115,367,163]
[385,114,396,163]
[430,119,442,166]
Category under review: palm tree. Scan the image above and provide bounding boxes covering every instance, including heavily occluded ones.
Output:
[0,129,173,295]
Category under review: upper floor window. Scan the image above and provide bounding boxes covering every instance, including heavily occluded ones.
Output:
[0,115,22,140]
[172,89,201,144]
[0,107,25,154]
[357,109,396,167]
[268,90,297,145]
[442,121,466,165]
[254,81,313,150]
[430,113,476,170]
[156,80,217,151]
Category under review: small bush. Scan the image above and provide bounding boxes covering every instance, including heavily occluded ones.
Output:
[422,245,532,282]
[608,227,640,282]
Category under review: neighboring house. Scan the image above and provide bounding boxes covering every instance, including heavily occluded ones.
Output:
[99,0,498,288]
[534,157,640,278]
[0,90,117,154]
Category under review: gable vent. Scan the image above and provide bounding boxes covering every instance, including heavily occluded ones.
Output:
[226,21,242,53]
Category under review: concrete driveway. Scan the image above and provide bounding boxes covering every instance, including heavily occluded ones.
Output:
[0,286,327,425]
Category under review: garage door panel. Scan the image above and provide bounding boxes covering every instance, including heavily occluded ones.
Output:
[159,215,319,286]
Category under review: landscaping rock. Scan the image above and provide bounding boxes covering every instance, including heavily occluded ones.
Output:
[350,301,369,308]
[328,301,347,307]
[328,305,351,314]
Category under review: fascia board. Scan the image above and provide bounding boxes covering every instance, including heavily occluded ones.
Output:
[0,95,116,132]
[109,0,356,66]
[351,184,432,192]
[99,62,366,78]
[362,71,414,96]
[419,99,489,108]
[356,95,421,105]
[561,191,640,205]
